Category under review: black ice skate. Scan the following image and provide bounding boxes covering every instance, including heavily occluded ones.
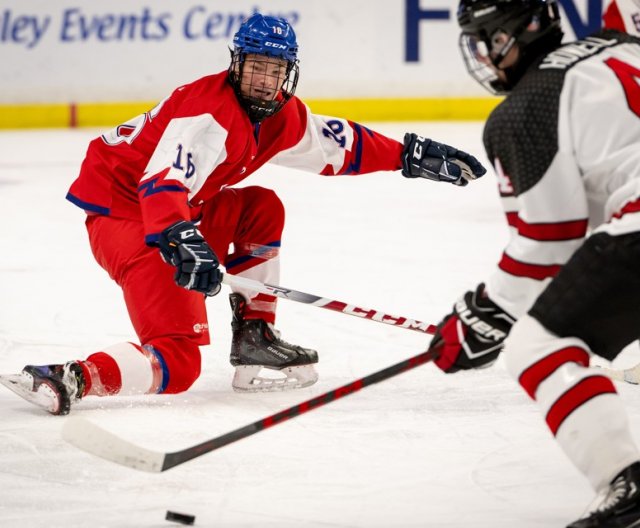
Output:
[229,293,319,392]
[567,462,640,528]
[0,362,85,416]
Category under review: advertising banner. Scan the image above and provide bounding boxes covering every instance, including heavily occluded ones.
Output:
[1,0,605,104]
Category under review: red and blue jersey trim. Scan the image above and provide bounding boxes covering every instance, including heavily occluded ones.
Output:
[66,192,110,215]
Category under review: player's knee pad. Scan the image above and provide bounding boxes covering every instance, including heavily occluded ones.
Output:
[505,315,619,446]
[145,336,202,394]
[504,315,559,381]
[241,185,284,210]
[504,315,591,399]
[241,186,285,227]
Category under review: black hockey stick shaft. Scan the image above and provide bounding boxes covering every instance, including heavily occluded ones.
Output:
[222,273,437,335]
[162,348,439,471]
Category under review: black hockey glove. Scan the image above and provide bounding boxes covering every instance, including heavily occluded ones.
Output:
[401,133,486,186]
[158,221,222,297]
[429,284,515,373]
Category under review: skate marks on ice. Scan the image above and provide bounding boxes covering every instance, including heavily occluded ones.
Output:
[470,434,589,526]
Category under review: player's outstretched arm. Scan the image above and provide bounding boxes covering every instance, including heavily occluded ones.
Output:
[429,283,515,373]
[401,133,486,186]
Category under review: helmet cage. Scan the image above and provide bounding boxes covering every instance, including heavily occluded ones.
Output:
[459,19,531,94]
[229,51,299,122]
[457,0,562,94]
[460,32,506,94]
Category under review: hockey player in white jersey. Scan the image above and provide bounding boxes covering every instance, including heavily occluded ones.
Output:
[423,0,640,526]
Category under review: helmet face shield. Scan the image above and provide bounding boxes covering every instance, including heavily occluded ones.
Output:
[459,32,511,95]
[457,0,563,94]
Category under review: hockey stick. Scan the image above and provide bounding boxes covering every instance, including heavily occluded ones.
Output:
[61,348,439,473]
[221,273,437,335]
[596,363,640,385]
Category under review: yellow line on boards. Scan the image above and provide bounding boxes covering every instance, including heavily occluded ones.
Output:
[0,98,502,129]
[305,97,502,122]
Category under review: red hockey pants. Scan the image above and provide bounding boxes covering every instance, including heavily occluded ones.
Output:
[84,186,285,394]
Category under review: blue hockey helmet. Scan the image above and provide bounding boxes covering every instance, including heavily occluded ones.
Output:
[228,13,300,122]
[233,13,299,62]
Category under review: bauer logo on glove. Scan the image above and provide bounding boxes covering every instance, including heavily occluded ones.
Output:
[430,283,515,373]
[454,296,509,344]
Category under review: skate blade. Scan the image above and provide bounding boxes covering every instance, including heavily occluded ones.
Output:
[0,373,62,414]
[232,364,319,393]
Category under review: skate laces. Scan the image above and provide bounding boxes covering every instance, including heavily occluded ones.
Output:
[598,476,629,513]
[266,323,297,348]
[60,362,83,401]
[583,474,635,518]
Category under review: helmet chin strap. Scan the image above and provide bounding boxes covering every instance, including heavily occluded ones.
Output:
[234,59,284,122]
[240,95,281,123]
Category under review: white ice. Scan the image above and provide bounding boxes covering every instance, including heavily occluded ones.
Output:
[1,123,640,528]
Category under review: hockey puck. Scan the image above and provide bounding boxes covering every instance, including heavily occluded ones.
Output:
[165,510,195,525]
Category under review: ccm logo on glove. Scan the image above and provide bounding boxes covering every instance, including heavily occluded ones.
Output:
[157,220,223,297]
[401,133,487,186]
[179,228,198,240]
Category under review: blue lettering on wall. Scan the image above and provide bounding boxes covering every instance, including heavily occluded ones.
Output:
[559,0,603,38]
[405,0,450,62]
[183,7,246,40]
[60,7,170,42]
[405,0,606,62]
[0,9,51,48]
[1,6,299,48]
[183,8,299,41]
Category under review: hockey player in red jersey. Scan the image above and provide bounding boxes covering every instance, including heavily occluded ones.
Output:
[603,0,640,36]
[4,13,486,415]
[423,0,640,526]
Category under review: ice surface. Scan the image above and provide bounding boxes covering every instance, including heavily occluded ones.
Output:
[1,124,640,527]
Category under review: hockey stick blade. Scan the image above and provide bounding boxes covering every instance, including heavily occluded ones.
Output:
[222,273,437,335]
[596,364,640,385]
[61,348,439,472]
[62,417,165,472]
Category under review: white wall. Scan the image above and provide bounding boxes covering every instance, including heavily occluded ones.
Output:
[0,0,603,103]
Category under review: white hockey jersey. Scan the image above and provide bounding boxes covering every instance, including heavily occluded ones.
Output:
[603,0,640,36]
[483,30,640,318]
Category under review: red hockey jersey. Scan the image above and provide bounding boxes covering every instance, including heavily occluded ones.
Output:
[67,71,403,244]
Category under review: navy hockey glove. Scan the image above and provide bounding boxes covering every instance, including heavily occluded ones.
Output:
[429,284,515,373]
[401,133,486,186]
[158,221,222,297]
